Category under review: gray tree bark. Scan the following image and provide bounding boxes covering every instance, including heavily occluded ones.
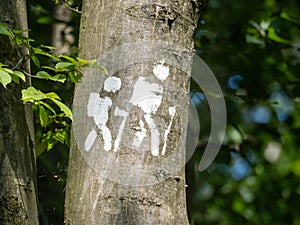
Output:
[0,1,39,224]
[65,0,207,224]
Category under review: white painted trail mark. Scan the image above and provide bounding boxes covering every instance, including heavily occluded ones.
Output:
[84,128,97,152]
[129,77,163,114]
[87,93,112,151]
[153,60,170,81]
[104,76,122,93]
[129,77,165,156]
[85,76,122,152]
[161,106,176,155]
[114,106,129,152]
[144,114,160,156]
[132,119,147,148]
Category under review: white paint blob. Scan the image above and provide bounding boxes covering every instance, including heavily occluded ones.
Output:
[114,106,129,152]
[129,77,164,156]
[153,60,169,81]
[144,114,160,156]
[104,76,122,93]
[86,93,113,151]
[129,77,163,114]
[84,128,97,152]
[162,106,176,155]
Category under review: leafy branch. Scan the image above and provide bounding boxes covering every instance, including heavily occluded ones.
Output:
[0,23,107,156]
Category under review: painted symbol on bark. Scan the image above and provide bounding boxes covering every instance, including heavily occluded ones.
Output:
[84,60,176,157]
[73,40,226,186]
[84,76,121,152]
[128,60,175,156]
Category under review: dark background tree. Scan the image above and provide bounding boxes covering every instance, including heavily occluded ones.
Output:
[0,0,39,224]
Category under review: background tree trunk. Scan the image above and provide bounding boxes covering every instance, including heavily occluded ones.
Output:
[65,0,206,224]
[0,1,39,224]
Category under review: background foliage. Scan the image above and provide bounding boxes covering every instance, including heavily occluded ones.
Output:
[2,0,299,224]
[188,0,300,225]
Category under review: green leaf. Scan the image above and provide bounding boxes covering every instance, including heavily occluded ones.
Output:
[39,105,48,127]
[31,55,40,68]
[55,62,75,71]
[37,16,55,24]
[36,71,66,83]
[11,74,20,84]
[281,8,300,26]
[0,24,14,38]
[39,101,56,115]
[35,141,47,157]
[12,29,30,34]
[50,74,66,83]
[90,63,108,75]
[41,66,56,71]
[15,35,34,46]
[68,71,82,83]
[33,47,59,60]
[59,55,78,64]
[45,92,61,100]
[1,68,23,84]
[50,99,73,120]
[36,71,51,79]
[53,130,65,144]
[267,27,291,44]
[0,70,12,87]
[21,87,45,102]
[40,45,55,51]
[12,71,26,82]
[2,68,14,74]
[47,140,55,151]
[76,57,93,66]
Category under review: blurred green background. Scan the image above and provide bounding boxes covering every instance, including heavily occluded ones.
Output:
[26,0,300,224]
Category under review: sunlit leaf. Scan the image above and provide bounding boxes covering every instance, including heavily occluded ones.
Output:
[39,101,56,115]
[45,92,61,100]
[40,45,56,50]
[33,47,59,60]
[76,57,94,66]
[50,98,73,120]
[90,63,108,75]
[36,71,66,83]
[39,105,48,127]
[51,74,66,83]
[21,86,45,102]
[59,55,78,64]
[68,71,82,83]
[53,130,65,144]
[36,71,51,79]
[0,24,14,38]
[267,27,291,44]
[12,71,26,82]
[0,70,12,87]
[15,35,34,46]
[55,62,74,71]
[31,55,40,68]
[37,16,55,24]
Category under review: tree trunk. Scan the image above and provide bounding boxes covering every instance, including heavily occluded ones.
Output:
[0,1,39,224]
[65,0,206,224]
